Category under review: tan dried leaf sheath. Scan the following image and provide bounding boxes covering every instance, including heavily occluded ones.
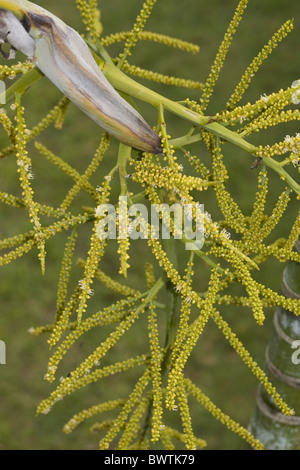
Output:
[0,2,162,153]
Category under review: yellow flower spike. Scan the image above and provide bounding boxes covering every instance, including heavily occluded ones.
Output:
[99,369,151,450]
[14,95,46,273]
[144,262,156,289]
[75,0,102,41]
[102,31,200,54]
[285,210,300,252]
[37,355,147,416]
[184,378,264,450]
[0,0,162,153]
[63,399,126,435]
[148,304,163,443]
[160,426,206,450]
[117,397,150,449]
[56,229,78,323]
[176,376,197,450]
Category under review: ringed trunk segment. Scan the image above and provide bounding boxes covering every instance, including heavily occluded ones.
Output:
[249,240,300,450]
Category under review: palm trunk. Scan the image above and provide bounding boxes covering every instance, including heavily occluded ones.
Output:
[249,239,300,450]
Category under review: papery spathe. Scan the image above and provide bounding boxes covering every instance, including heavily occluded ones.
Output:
[0,0,162,153]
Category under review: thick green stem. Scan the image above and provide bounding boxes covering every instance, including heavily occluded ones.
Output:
[261,156,300,196]
[0,68,43,102]
[170,132,203,149]
[117,143,132,196]
[102,63,300,195]
[103,63,256,152]
[145,276,165,304]
[2,59,299,195]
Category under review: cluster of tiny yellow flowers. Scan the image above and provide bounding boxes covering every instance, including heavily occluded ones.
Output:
[147,238,205,309]
[184,378,265,450]
[211,146,247,233]
[183,98,204,115]
[176,376,197,450]
[135,152,254,270]
[47,289,81,349]
[122,60,204,90]
[186,151,211,180]
[61,134,111,211]
[44,296,142,382]
[147,304,164,443]
[55,230,78,322]
[285,211,300,252]
[116,197,131,277]
[63,399,126,434]
[54,98,70,130]
[78,258,139,297]
[69,303,146,384]
[211,310,294,415]
[0,238,35,267]
[0,211,89,270]
[75,0,103,40]
[31,97,71,139]
[160,426,207,450]
[257,134,300,159]
[242,109,300,137]
[169,257,194,366]
[0,60,34,80]
[226,19,294,110]
[118,0,158,66]
[75,177,114,324]
[1,0,300,452]
[159,427,176,450]
[90,419,115,434]
[258,189,291,241]
[199,0,249,112]
[0,96,70,160]
[243,170,269,246]
[76,226,107,324]
[35,142,99,203]
[144,262,156,289]
[99,369,151,450]
[210,245,265,324]
[258,285,300,317]
[102,31,200,54]
[219,84,300,129]
[37,355,147,416]
[0,191,22,210]
[0,109,15,140]
[117,397,150,449]
[133,156,209,193]
[166,268,221,410]
[14,99,46,273]
[134,155,244,267]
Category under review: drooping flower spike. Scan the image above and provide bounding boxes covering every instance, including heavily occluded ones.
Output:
[0,0,162,154]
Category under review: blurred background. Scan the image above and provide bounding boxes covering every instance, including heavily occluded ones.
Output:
[0,0,299,450]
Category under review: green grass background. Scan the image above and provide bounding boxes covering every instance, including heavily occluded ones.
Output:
[0,0,299,450]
